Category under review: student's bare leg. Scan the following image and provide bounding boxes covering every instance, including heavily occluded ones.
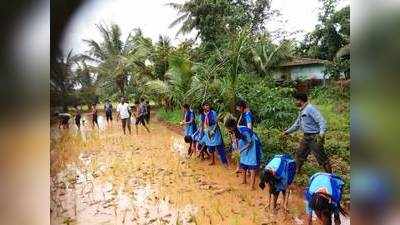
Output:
[250,170,256,190]
[143,124,150,133]
[127,122,131,134]
[122,120,126,135]
[187,142,193,158]
[209,151,216,165]
[283,189,290,212]
[242,170,247,184]
[334,212,341,225]
[268,193,272,210]
[272,193,279,214]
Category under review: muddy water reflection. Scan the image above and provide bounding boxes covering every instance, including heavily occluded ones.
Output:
[51,119,349,225]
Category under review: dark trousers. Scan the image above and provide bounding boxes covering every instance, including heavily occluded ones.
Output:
[296,133,332,173]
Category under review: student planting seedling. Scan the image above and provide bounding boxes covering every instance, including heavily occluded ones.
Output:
[91,104,99,129]
[104,99,113,127]
[235,100,256,174]
[181,104,197,156]
[191,128,209,160]
[134,98,150,134]
[259,154,296,213]
[200,102,228,166]
[74,106,82,130]
[304,172,348,225]
[225,117,261,189]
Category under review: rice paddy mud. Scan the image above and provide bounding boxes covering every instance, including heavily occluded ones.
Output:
[50,113,349,225]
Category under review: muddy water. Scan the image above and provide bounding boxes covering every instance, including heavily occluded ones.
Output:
[50,115,349,225]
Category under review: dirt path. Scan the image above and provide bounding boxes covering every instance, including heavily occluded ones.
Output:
[50,114,345,225]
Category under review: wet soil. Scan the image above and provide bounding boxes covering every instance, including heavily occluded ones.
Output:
[50,112,349,225]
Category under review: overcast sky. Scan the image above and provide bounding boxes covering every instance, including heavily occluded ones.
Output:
[61,0,350,55]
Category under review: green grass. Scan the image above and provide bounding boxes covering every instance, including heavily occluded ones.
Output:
[156,108,182,125]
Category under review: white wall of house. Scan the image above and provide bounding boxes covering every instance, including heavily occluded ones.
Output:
[273,64,328,80]
[290,64,327,80]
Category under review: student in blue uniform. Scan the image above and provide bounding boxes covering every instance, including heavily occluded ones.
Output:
[225,117,261,189]
[235,100,254,129]
[200,102,228,167]
[235,100,256,174]
[259,154,296,212]
[191,128,209,159]
[181,104,197,156]
[304,172,348,225]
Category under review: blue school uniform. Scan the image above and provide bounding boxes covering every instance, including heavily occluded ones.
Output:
[305,172,344,215]
[264,154,296,192]
[233,126,261,170]
[184,109,197,136]
[238,111,254,128]
[200,110,223,147]
[200,110,227,164]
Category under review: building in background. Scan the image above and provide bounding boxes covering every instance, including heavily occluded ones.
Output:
[274,58,330,81]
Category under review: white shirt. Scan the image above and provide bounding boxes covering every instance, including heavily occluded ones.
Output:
[117,103,130,119]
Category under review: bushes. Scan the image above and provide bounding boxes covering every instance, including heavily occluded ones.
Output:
[156,108,182,125]
[236,74,298,129]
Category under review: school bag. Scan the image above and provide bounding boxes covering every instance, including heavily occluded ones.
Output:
[269,154,296,190]
[305,172,344,209]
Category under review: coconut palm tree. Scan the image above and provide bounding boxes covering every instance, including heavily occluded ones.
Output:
[50,50,80,110]
[83,24,154,96]
[250,36,293,76]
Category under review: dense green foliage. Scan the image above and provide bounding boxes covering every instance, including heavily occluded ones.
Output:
[50,0,350,196]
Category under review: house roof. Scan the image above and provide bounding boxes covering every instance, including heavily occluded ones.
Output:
[279,58,329,67]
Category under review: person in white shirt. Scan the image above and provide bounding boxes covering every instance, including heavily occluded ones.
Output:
[116,97,131,135]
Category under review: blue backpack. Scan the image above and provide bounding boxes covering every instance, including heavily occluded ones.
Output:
[305,173,344,207]
[273,154,296,187]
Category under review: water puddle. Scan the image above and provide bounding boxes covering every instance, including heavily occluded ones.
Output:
[51,150,198,225]
[170,136,188,158]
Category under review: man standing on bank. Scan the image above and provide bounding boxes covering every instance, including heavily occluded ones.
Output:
[283,92,332,174]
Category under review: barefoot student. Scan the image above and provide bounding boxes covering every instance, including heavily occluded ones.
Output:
[181,104,197,154]
[116,97,131,135]
[57,112,71,129]
[134,98,150,134]
[192,128,209,159]
[104,99,113,127]
[200,102,228,166]
[235,100,256,174]
[259,154,296,213]
[284,92,332,173]
[91,104,99,129]
[304,172,348,225]
[225,117,261,189]
[75,107,82,130]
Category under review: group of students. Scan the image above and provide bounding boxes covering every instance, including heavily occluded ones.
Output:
[57,97,152,135]
[114,97,151,135]
[181,92,348,225]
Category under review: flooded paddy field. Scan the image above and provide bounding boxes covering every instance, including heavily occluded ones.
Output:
[50,113,349,225]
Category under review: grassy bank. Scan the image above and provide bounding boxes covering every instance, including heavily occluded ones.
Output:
[156,108,182,125]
